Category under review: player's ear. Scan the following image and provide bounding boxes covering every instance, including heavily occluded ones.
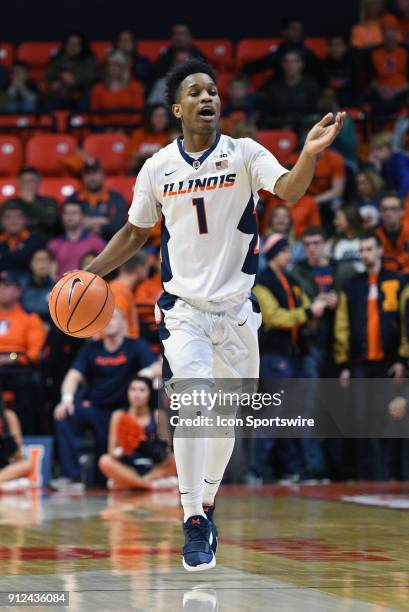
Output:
[172,103,182,120]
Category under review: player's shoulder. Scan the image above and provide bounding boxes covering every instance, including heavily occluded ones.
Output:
[145,139,180,170]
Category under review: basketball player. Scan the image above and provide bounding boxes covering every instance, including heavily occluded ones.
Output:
[84,59,345,572]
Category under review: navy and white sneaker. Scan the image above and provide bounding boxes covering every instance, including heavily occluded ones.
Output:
[204,505,218,555]
[182,515,216,572]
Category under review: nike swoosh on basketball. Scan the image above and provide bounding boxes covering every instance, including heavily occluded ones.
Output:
[238,318,248,327]
[165,170,177,176]
[68,277,84,308]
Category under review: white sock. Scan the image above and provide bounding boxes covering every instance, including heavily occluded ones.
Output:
[203,436,235,507]
[174,434,207,522]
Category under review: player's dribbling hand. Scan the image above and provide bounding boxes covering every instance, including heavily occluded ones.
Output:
[54,401,74,421]
[304,112,346,156]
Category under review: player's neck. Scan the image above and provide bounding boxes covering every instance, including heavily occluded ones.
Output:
[182,131,217,153]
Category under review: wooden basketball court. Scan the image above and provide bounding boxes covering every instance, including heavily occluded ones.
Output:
[0,482,408,611]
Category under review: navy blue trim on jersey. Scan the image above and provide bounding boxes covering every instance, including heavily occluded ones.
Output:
[160,213,173,283]
[156,291,176,381]
[237,195,259,275]
[177,133,221,168]
[249,292,261,313]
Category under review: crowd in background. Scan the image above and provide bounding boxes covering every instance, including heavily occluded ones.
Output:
[3,1,409,489]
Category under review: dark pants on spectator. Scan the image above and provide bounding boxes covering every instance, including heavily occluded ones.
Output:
[0,366,42,435]
[54,400,112,481]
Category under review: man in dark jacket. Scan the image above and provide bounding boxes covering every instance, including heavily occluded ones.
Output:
[0,202,43,281]
[154,24,206,79]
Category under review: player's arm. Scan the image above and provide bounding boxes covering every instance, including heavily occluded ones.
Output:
[274,112,345,202]
[53,368,84,421]
[84,222,150,278]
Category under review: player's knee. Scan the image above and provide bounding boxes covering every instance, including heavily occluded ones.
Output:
[98,454,111,473]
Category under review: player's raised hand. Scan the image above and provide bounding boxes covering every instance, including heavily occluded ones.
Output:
[303,112,346,156]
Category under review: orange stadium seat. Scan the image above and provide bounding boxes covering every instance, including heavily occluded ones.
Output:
[25,134,77,176]
[83,133,130,175]
[39,177,81,204]
[0,178,18,203]
[257,130,298,164]
[17,41,60,80]
[90,41,113,65]
[137,40,169,63]
[196,39,234,70]
[0,43,14,69]
[237,38,280,68]
[105,176,135,205]
[305,37,328,59]
[0,137,23,176]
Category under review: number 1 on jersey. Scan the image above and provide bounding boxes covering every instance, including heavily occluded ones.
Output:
[192,197,208,234]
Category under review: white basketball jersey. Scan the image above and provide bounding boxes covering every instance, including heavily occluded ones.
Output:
[128,134,288,305]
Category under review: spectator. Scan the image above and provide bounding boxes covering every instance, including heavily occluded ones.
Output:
[396,0,409,45]
[0,399,32,492]
[79,251,98,269]
[0,202,43,280]
[127,104,171,173]
[257,50,320,131]
[148,50,193,105]
[114,30,153,91]
[154,23,206,79]
[48,201,105,278]
[222,76,255,124]
[367,14,409,118]
[46,32,99,111]
[364,132,409,200]
[244,16,319,79]
[98,377,176,490]
[133,253,162,351]
[2,62,38,113]
[72,160,127,240]
[351,0,386,48]
[334,233,405,479]
[109,255,145,339]
[90,50,144,112]
[354,170,384,228]
[374,192,409,276]
[326,206,365,286]
[21,249,55,325]
[52,307,159,489]
[0,271,46,435]
[262,204,305,266]
[260,193,321,241]
[320,36,359,106]
[6,167,59,241]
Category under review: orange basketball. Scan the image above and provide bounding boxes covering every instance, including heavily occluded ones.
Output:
[48,271,115,338]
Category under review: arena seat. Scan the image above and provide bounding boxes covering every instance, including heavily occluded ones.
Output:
[105,176,135,205]
[25,134,77,176]
[236,38,280,68]
[196,39,234,70]
[0,43,14,69]
[257,130,298,164]
[304,37,328,59]
[0,137,23,176]
[39,177,81,204]
[17,42,60,80]
[90,41,113,65]
[0,178,18,203]
[137,40,169,63]
[83,133,130,175]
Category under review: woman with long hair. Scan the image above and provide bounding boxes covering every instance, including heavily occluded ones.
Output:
[98,377,176,490]
[0,398,32,491]
[90,50,144,113]
[326,205,366,285]
[127,104,171,173]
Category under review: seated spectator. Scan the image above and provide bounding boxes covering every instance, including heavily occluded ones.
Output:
[397,0,409,45]
[109,255,145,339]
[351,0,386,48]
[52,307,159,489]
[257,50,320,131]
[90,50,144,112]
[98,377,176,490]
[127,104,171,173]
[154,23,206,79]
[48,201,105,278]
[0,399,32,492]
[222,76,255,125]
[374,191,409,275]
[21,249,55,325]
[364,132,409,199]
[326,206,365,286]
[114,30,153,91]
[243,16,319,79]
[148,50,193,105]
[133,254,162,351]
[2,62,38,113]
[320,36,359,107]
[260,192,321,240]
[0,271,46,435]
[261,204,305,266]
[0,202,43,280]
[353,170,384,228]
[72,160,127,239]
[6,167,59,241]
[367,14,409,118]
[46,32,99,111]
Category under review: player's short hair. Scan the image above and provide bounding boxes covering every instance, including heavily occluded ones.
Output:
[165,58,217,108]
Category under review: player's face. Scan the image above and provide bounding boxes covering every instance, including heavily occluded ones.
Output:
[172,73,220,135]
[128,380,151,408]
